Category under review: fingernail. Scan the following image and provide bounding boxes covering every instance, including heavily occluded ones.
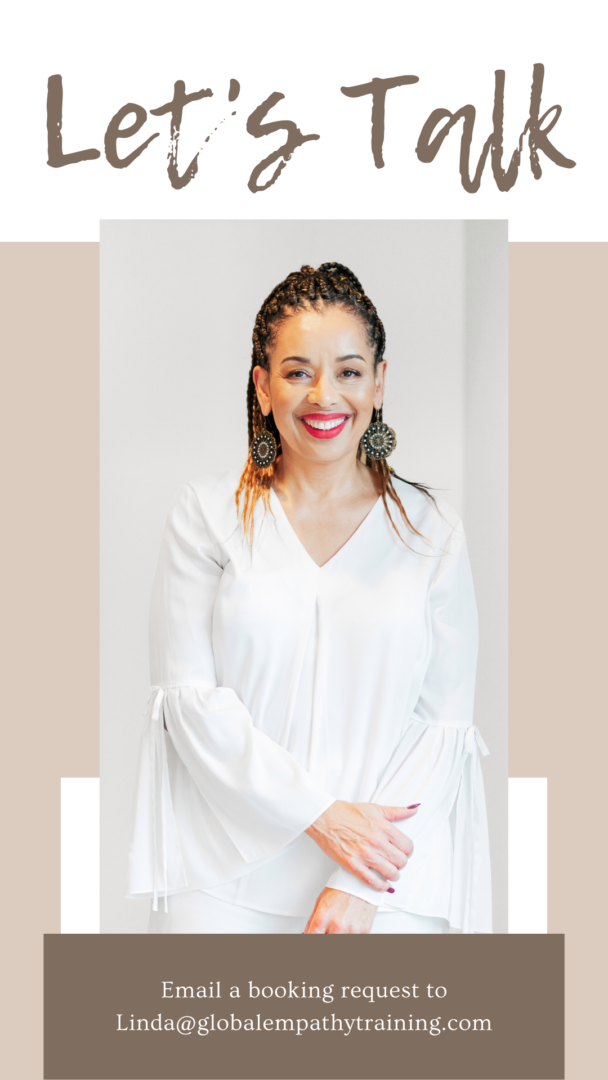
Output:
[407,803,421,809]
[387,887,395,893]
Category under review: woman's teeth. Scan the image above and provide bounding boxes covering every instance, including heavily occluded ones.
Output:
[303,416,348,430]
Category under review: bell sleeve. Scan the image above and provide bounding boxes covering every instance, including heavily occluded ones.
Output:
[127,482,336,910]
[325,519,492,933]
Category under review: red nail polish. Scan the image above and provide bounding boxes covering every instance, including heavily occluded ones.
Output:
[407,803,421,809]
[387,887,395,893]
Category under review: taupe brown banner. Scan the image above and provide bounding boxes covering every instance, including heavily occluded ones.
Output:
[44,934,564,1079]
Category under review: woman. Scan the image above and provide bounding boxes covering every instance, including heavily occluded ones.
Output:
[127,262,492,935]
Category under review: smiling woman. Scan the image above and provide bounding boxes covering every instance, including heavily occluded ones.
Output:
[126,262,492,935]
[251,300,387,569]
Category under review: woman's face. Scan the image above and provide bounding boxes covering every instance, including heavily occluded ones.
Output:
[253,304,387,465]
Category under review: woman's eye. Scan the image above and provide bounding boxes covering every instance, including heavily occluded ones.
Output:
[285,368,362,380]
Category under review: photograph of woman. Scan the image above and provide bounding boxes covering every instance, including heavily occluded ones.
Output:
[124,255,495,936]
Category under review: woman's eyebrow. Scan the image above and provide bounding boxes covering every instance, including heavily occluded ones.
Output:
[280,353,367,365]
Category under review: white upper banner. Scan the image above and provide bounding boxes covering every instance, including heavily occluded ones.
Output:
[1,0,604,241]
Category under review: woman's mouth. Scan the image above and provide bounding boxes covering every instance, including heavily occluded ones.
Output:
[299,413,351,439]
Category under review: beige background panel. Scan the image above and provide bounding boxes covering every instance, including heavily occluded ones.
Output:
[509,243,607,1077]
[2,240,605,1078]
[0,243,99,1077]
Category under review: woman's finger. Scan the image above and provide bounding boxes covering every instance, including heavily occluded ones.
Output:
[386,846,409,870]
[384,824,415,856]
[379,804,420,823]
[362,832,409,871]
[364,849,405,882]
[372,835,410,868]
[386,831,414,859]
[350,859,396,891]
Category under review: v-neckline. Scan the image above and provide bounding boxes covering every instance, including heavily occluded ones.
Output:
[269,487,383,571]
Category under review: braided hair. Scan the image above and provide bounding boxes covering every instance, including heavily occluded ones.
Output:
[235,262,435,543]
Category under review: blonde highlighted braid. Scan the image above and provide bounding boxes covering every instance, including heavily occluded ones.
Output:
[236,262,436,543]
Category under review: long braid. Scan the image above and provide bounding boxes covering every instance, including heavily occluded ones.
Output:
[236,263,436,543]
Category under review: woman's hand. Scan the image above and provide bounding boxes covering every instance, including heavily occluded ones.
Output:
[305,799,417,893]
[304,888,377,934]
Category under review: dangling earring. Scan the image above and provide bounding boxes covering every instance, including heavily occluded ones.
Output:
[360,405,397,460]
[251,411,278,469]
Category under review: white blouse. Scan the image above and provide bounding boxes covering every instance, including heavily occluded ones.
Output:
[127,469,492,933]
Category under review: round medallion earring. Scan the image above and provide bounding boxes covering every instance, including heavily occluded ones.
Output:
[251,413,278,469]
[360,406,397,460]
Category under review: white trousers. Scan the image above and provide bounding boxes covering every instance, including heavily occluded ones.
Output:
[149,890,448,934]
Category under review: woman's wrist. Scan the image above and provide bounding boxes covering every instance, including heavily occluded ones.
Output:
[328,887,379,912]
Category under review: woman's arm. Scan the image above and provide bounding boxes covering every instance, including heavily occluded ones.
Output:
[147,482,335,864]
[138,481,415,900]
[305,518,488,931]
[302,802,418,933]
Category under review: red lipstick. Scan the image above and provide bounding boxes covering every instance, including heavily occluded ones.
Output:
[298,413,351,439]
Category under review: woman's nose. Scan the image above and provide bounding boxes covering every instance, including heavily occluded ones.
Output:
[307,374,336,407]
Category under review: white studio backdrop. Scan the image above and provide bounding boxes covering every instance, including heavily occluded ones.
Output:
[100,219,507,933]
